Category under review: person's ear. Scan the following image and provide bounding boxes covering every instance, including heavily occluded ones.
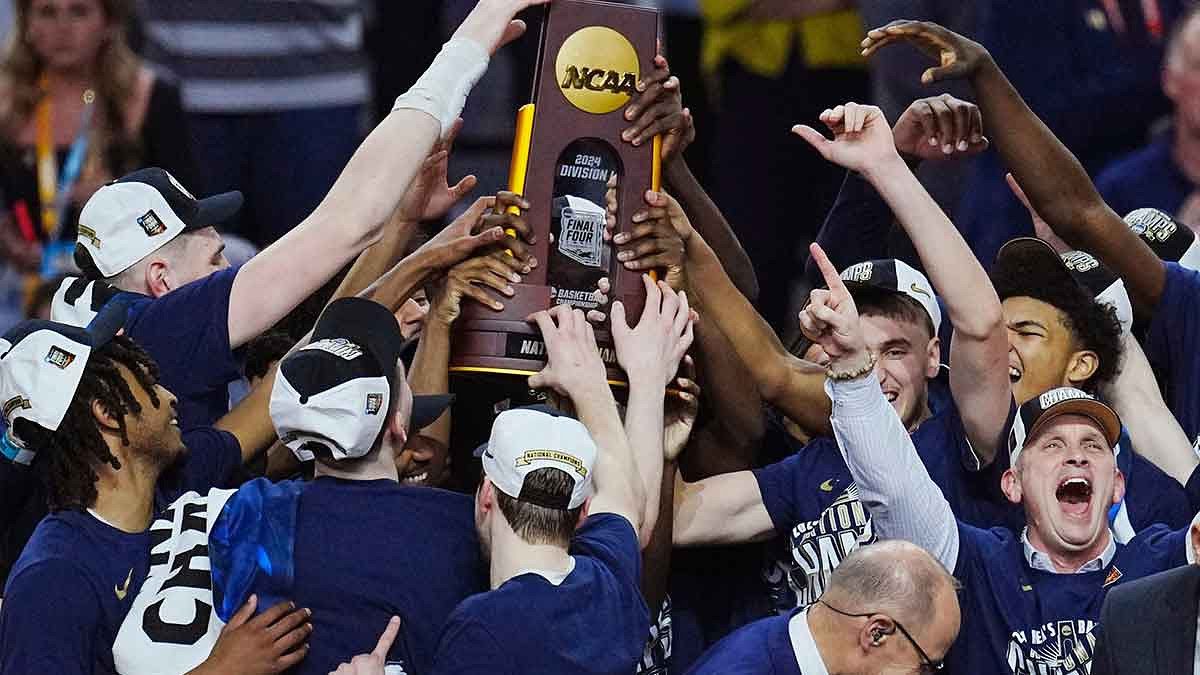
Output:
[1001,466,1023,504]
[388,407,409,449]
[859,616,895,653]
[1112,468,1126,506]
[575,498,591,531]
[145,259,171,298]
[1064,350,1099,388]
[479,478,496,513]
[91,398,122,432]
[925,336,942,379]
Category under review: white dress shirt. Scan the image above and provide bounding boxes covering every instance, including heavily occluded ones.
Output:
[788,609,831,675]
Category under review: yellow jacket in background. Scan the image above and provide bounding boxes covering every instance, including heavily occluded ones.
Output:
[700,1,865,76]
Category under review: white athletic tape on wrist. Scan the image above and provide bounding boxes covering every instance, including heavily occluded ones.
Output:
[392,38,489,136]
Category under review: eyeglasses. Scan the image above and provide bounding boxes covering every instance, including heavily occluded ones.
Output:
[818,599,945,674]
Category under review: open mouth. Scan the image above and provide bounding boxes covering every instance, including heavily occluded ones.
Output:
[1009,365,1021,382]
[883,391,898,403]
[402,471,429,485]
[1056,477,1092,516]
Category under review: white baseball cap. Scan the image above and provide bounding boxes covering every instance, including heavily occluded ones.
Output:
[475,405,597,510]
[838,258,942,336]
[77,168,242,278]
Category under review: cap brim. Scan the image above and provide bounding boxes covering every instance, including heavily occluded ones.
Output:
[410,393,454,431]
[994,236,1074,284]
[85,298,129,348]
[1027,398,1122,450]
[189,191,243,231]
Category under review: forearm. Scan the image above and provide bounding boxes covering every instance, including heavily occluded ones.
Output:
[574,386,644,531]
[665,160,758,300]
[359,249,439,312]
[623,376,666,549]
[970,58,1164,311]
[640,461,675,613]
[332,208,419,303]
[1107,333,1198,485]
[829,374,959,571]
[409,317,453,444]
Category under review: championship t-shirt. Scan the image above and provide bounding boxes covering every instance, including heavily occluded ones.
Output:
[430,513,650,675]
[753,380,1009,613]
[1146,261,1200,447]
[122,265,243,429]
[290,477,487,675]
[948,522,1189,674]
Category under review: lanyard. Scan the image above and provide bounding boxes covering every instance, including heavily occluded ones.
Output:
[1099,0,1164,39]
[34,76,96,241]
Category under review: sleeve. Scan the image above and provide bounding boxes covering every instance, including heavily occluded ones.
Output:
[828,374,960,572]
[126,265,242,397]
[139,79,200,190]
[751,452,804,535]
[172,427,243,496]
[1126,452,1193,531]
[1145,262,1200,377]
[570,514,643,590]
[1185,464,1200,515]
[803,170,898,289]
[429,615,516,675]
[0,560,100,674]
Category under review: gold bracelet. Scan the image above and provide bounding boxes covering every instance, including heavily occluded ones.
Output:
[826,350,877,381]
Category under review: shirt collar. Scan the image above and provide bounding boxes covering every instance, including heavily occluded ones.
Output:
[788,609,831,675]
[1021,527,1116,573]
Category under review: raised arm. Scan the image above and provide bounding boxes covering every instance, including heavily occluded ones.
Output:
[226,0,548,347]
[795,101,1011,465]
[861,20,1166,316]
[610,276,695,549]
[528,306,644,536]
[801,242,959,571]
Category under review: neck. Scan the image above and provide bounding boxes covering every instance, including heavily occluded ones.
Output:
[1027,526,1111,573]
[1174,119,1200,184]
[313,446,398,483]
[804,604,849,674]
[487,518,572,590]
[43,67,96,93]
[905,401,933,433]
[91,452,159,533]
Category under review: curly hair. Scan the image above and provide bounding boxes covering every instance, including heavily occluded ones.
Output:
[992,262,1124,392]
[243,331,294,382]
[13,335,161,512]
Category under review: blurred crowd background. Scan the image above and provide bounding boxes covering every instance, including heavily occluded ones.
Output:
[0,0,1186,345]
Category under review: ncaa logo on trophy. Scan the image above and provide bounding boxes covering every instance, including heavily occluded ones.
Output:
[450,0,662,388]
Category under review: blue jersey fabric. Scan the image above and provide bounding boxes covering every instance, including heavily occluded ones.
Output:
[684,610,802,675]
[1096,133,1190,220]
[1146,261,1200,446]
[0,428,240,673]
[288,477,486,675]
[124,266,243,429]
[948,522,1189,674]
[431,513,649,675]
[753,380,1011,613]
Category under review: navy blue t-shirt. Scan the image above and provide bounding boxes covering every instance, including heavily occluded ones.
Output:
[753,380,1009,613]
[684,611,801,675]
[948,522,1189,674]
[431,513,650,675]
[124,266,242,429]
[0,428,240,673]
[1097,134,1190,222]
[1146,261,1200,446]
[289,477,486,675]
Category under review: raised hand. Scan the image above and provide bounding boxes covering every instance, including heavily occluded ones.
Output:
[791,102,900,174]
[329,616,401,675]
[527,304,610,400]
[798,243,868,368]
[396,119,477,223]
[429,249,527,322]
[663,355,700,463]
[861,20,990,85]
[417,192,535,270]
[611,275,695,389]
[893,94,988,160]
[452,0,551,55]
[614,192,687,289]
[621,54,694,161]
[197,596,311,675]
[1006,173,1070,253]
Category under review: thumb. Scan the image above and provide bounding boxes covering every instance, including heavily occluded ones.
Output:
[921,62,970,85]
[450,174,478,198]
[496,19,527,50]
[791,125,834,160]
[610,301,628,336]
[228,594,257,629]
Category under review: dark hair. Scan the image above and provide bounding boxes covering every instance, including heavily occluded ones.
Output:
[73,244,105,281]
[14,335,161,511]
[992,264,1124,391]
[495,467,582,547]
[243,331,294,382]
[852,286,935,340]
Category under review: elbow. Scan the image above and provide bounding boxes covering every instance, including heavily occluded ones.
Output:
[951,303,1005,343]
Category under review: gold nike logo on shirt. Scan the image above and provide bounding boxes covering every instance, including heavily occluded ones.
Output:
[819,478,836,492]
[114,568,133,600]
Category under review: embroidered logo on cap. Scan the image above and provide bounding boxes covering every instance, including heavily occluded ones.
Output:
[365,393,383,415]
[304,338,363,361]
[514,449,588,477]
[908,282,932,299]
[2,396,30,420]
[45,346,76,369]
[1038,388,1091,409]
[841,261,874,283]
[137,210,166,236]
[1061,251,1100,273]
[77,224,102,248]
